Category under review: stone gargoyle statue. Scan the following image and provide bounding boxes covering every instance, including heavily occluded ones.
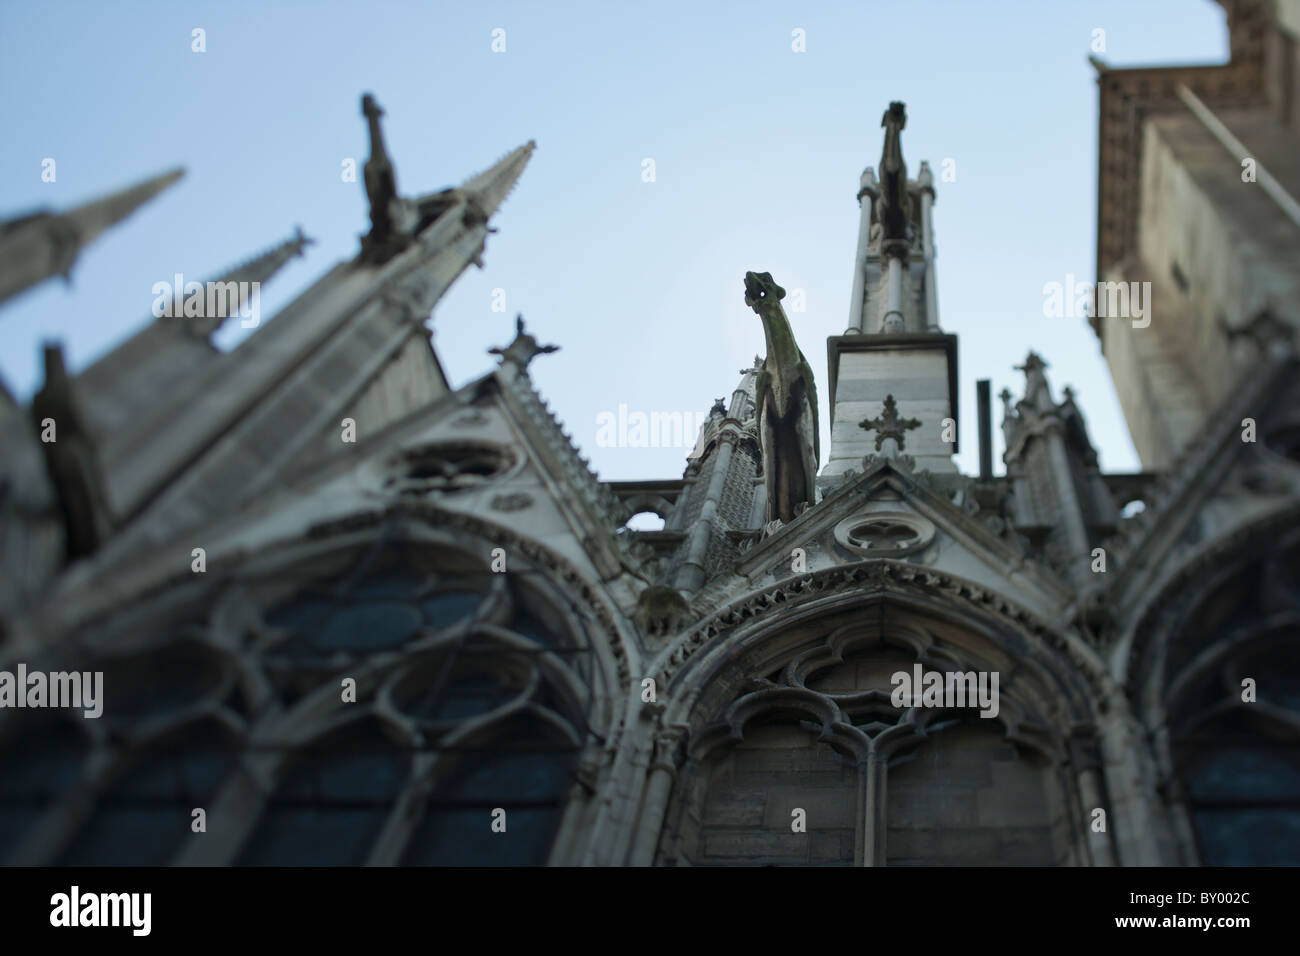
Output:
[876,101,912,246]
[744,271,820,525]
[360,93,420,263]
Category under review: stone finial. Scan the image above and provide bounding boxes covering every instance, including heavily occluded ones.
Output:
[488,314,559,371]
[917,159,935,194]
[858,166,879,202]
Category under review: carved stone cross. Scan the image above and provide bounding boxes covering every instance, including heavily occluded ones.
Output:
[858,394,921,451]
[488,314,559,371]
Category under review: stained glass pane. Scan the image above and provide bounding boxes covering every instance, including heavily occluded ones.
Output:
[59,723,238,866]
[236,723,408,866]
[422,591,480,628]
[1193,808,1300,866]
[316,602,422,651]
[0,721,85,859]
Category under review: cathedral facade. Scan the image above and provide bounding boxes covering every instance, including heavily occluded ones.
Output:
[1,0,1298,866]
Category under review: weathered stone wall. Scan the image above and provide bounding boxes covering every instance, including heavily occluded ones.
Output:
[886,724,1071,866]
[690,724,858,866]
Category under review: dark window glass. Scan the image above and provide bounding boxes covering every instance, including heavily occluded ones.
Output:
[1192,808,1300,866]
[400,719,575,866]
[236,722,408,866]
[59,722,237,866]
[1183,749,1300,804]
[267,555,490,658]
[102,643,225,720]
[421,591,479,629]
[0,720,86,860]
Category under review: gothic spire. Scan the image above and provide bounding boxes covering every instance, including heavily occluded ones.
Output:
[0,167,184,308]
[78,224,319,412]
[845,101,941,335]
[356,89,536,264]
[215,225,314,288]
[450,140,538,220]
[181,226,315,338]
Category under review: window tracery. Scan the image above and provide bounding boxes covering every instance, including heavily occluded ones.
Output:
[669,611,1078,866]
[1159,536,1300,864]
[0,528,607,867]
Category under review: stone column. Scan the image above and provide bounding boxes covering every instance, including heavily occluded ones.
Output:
[673,427,738,591]
[882,256,904,332]
[857,750,885,866]
[847,168,878,333]
[1070,726,1117,866]
[628,725,687,865]
[1045,421,1093,582]
[918,161,940,331]
[749,476,767,527]
[1096,701,1169,865]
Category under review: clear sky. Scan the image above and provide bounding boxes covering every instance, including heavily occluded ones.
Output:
[0,0,1229,484]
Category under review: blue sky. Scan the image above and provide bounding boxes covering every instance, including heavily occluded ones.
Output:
[0,1,1228,481]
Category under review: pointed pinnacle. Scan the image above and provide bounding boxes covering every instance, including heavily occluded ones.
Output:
[63,167,186,248]
[457,140,537,221]
[0,167,185,308]
[211,225,314,288]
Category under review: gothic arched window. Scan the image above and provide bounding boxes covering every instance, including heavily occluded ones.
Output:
[0,718,88,862]
[400,714,579,866]
[59,719,240,866]
[383,607,586,865]
[670,609,1079,866]
[1159,534,1300,865]
[236,718,410,866]
[263,546,485,660]
[886,720,1066,866]
[244,535,598,866]
[691,718,858,866]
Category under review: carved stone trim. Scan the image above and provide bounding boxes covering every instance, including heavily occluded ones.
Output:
[490,492,533,512]
[382,441,519,496]
[304,501,633,700]
[652,559,1109,703]
[833,511,935,558]
[1123,501,1300,690]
